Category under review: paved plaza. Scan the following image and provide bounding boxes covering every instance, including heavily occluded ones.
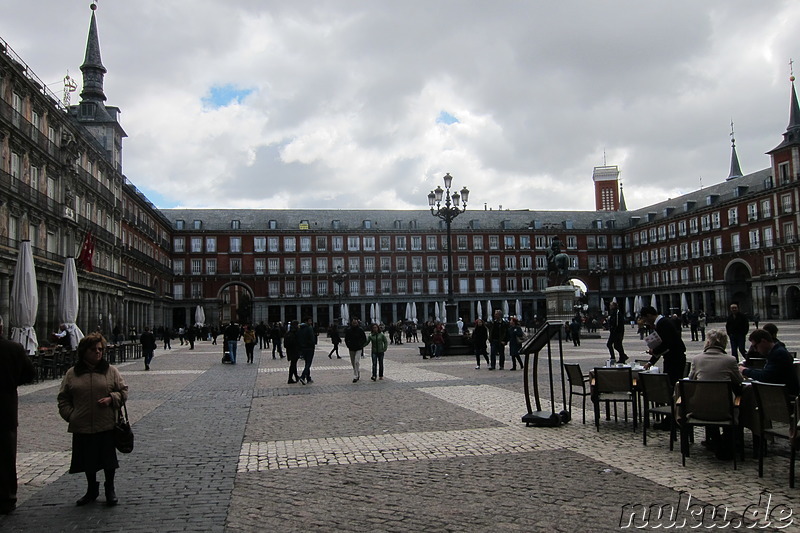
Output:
[2,323,800,532]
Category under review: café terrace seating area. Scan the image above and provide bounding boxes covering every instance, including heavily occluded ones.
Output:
[569,359,800,489]
[29,341,143,383]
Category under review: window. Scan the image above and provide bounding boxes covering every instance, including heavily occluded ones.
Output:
[427,236,438,250]
[396,236,407,250]
[397,279,407,294]
[411,236,422,250]
[702,239,712,256]
[520,255,531,270]
[364,279,375,296]
[714,237,723,255]
[268,282,279,297]
[255,258,265,275]
[782,194,793,214]
[316,257,328,273]
[690,242,700,259]
[206,237,216,253]
[333,236,344,251]
[381,257,391,272]
[253,237,266,252]
[268,258,279,274]
[284,258,296,274]
[458,256,468,271]
[230,258,241,274]
[459,279,469,293]
[689,218,698,234]
[474,256,484,271]
[284,237,296,252]
[489,236,499,250]
[396,257,407,272]
[535,236,547,249]
[300,237,311,252]
[206,259,217,275]
[704,264,714,281]
[173,284,184,300]
[700,215,710,231]
[348,257,360,272]
[427,279,438,294]
[763,227,773,247]
[728,208,738,226]
[381,279,392,294]
[522,277,533,291]
[506,277,517,291]
[491,278,501,293]
[731,234,740,252]
[191,237,202,253]
[363,236,375,251]
[505,256,516,270]
[231,220,240,230]
[316,236,327,251]
[520,235,531,249]
[301,258,312,274]
[364,257,375,273]
[779,162,791,185]
[285,281,296,296]
[749,229,760,249]
[504,235,515,249]
[427,256,437,272]
[678,220,687,236]
[668,223,676,238]
[473,235,484,250]
[536,256,547,270]
[317,281,328,296]
[747,203,758,222]
[475,278,485,293]
[348,280,359,296]
[173,260,184,275]
[783,222,795,244]
[490,256,500,270]
[761,200,771,218]
[191,259,202,275]
[268,237,279,252]
[301,281,312,297]
[174,237,185,253]
[412,256,423,272]
[175,219,185,230]
[348,236,360,251]
[381,236,391,250]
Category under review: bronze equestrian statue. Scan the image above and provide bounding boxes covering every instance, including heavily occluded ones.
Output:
[546,237,570,286]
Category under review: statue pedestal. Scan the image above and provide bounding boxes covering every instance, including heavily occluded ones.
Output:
[545,286,576,323]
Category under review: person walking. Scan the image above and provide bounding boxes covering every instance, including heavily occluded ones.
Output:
[606,301,628,364]
[344,318,367,382]
[162,326,172,350]
[431,323,445,359]
[298,317,317,384]
[284,321,300,384]
[327,324,342,359]
[224,322,240,364]
[508,317,525,371]
[569,317,582,347]
[488,309,508,370]
[270,322,284,359]
[725,303,749,362]
[243,324,257,364]
[140,326,156,371]
[367,323,388,381]
[256,321,268,350]
[472,318,490,369]
[178,326,185,346]
[186,326,196,350]
[57,333,128,507]
[0,315,36,515]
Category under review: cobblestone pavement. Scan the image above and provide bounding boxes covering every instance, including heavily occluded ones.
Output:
[2,323,800,532]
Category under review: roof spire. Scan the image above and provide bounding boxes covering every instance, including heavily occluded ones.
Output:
[618,182,627,211]
[726,119,743,180]
[789,59,799,132]
[79,2,107,104]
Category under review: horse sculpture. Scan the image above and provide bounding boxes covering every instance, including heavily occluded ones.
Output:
[546,252,571,286]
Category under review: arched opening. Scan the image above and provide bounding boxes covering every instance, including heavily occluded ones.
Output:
[219,283,254,324]
[724,261,752,315]
[786,286,800,319]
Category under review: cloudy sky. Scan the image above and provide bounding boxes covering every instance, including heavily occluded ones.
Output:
[3,1,799,212]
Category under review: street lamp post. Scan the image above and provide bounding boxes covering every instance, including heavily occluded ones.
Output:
[333,266,348,325]
[428,173,469,334]
[589,265,609,314]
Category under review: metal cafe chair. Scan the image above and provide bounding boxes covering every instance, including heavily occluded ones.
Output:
[592,367,637,432]
[676,380,739,469]
[639,372,675,449]
[751,381,798,487]
[564,363,590,424]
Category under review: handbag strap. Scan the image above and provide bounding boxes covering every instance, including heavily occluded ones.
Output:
[118,402,129,423]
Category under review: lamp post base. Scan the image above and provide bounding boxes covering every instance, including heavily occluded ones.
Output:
[445,302,460,336]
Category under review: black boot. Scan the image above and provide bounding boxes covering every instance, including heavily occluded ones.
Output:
[76,481,100,506]
[105,481,118,506]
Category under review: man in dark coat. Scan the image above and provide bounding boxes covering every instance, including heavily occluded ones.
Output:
[606,301,628,364]
[725,303,750,362]
[224,322,240,364]
[297,317,317,384]
[741,329,799,396]
[140,326,157,370]
[0,315,36,514]
[641,306,686,386]
[488,309,509,370]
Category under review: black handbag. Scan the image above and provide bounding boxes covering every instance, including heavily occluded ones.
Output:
[114,403,134,453]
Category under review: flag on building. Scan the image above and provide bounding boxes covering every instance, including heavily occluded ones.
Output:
[77,231,95,272]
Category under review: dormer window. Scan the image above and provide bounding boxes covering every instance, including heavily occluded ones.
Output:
[363,220,372,229]
[268,219,277,229]
[332,220,341,229]
[175,220,185,230]
[193,220,202,230]
[231,220,240,230]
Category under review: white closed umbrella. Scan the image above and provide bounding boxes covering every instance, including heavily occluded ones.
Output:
[375,302,381,324]
[487,300,493,319]
[434,302,441,322]
[195,305,206,327]
[10,241,39,355]
[341,303,349,324]
[370,303,375,324]
[58,257,84,350]
[612,296,618,304]
[599,298,606,314]
[634,295,642,315]
[411,302,417,323]
[650,293,657,309]
[681,293,689,312]
[515,299,522,320]
[440,301,446,323]
[502,300,509,318]
[405,302,412,321]
[476,301,483,320]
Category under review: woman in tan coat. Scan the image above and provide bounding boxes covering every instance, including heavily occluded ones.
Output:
[57,333,128,506]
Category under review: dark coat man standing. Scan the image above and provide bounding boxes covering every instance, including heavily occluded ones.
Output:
[140,327,157,370]
[606,301,628,364]
[641,306,687,385]
[725,303,750,362]
[298,318,318,384]
[0,315,36,514]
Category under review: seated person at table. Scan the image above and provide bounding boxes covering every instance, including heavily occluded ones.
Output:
[740,329,799,396]
[689,330,743,392]
[53,324,71,349]
[688,330,742,460]
[743,323,786,366]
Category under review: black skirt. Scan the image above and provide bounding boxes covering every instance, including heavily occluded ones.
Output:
[69,430,119,474]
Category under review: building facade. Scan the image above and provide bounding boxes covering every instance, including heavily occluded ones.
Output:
[1,7,800,343]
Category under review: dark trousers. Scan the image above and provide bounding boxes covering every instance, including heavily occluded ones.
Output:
[144,349,154,367]
[288,354,300,380]
[490,340,505,369]
[0,429,18,513]
[371,352,385,378]
[272,340,283,357]
[606,332,626,360]
[163,337,171,349]
[245,343,256,362]
[475,344,489,366]
[730,334,746,362]
[664,355,687,386]
[300,348,315,379]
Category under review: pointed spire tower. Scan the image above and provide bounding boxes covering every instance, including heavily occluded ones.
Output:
[767,60,800,185]
[618,183,627,211]
[69,2,127,171]
[726,120,743,181]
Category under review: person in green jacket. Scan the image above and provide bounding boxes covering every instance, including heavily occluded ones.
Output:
[366,323,388,381]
